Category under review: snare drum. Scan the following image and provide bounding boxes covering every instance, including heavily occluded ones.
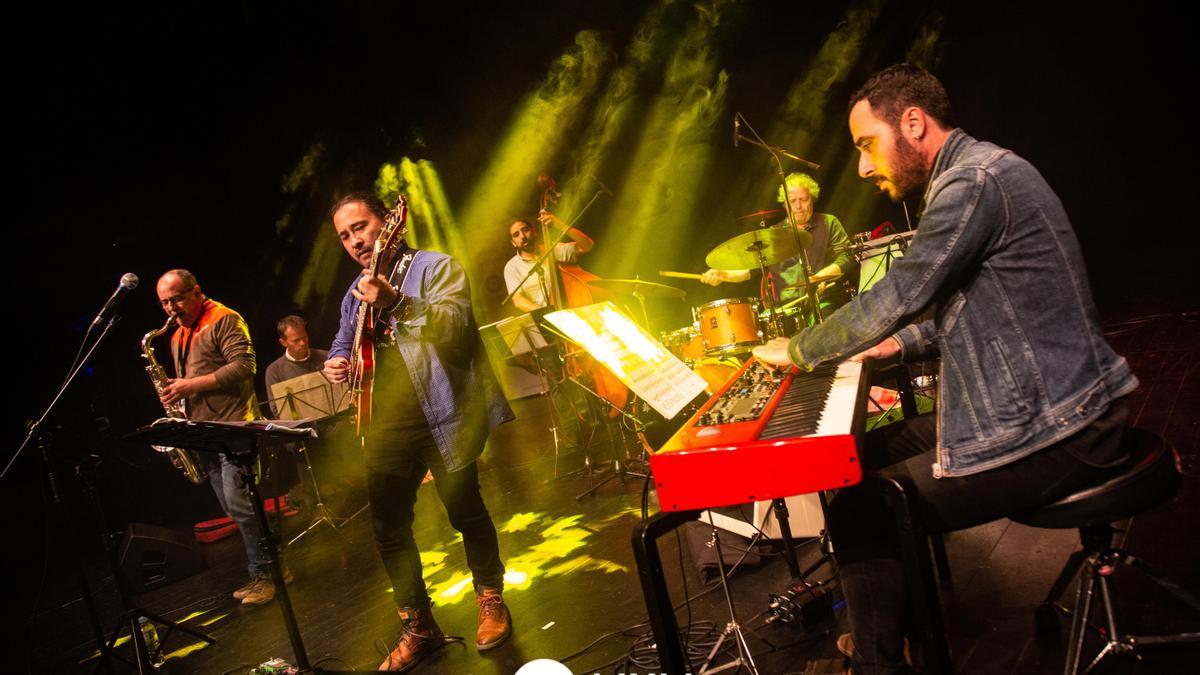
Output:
[660,325,706,363]
[696,297,762,356]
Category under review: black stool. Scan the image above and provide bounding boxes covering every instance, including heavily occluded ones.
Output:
[1011,428,1198,674]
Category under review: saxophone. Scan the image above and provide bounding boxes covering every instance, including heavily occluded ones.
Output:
[141,317,207,484]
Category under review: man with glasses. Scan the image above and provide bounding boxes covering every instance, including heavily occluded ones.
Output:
[155,269,290,606]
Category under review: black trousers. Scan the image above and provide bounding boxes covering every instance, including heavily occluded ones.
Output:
[830,399,1129,675]
[364,421,505,610]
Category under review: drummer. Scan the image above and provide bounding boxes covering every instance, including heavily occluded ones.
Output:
[505,210,595,312]
[701,172,856,312]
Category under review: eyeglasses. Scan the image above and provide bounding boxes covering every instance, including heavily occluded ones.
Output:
[159,287,197,307]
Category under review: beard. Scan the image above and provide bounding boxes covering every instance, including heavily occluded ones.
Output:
[885,134,929,202]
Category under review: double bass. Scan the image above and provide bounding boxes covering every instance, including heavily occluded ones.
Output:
[538,175,628,418]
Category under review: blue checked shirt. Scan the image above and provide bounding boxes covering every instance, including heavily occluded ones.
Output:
[330,247,514,471]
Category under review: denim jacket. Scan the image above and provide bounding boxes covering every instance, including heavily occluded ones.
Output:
[331,248,515,471]
[788,129,1137,477]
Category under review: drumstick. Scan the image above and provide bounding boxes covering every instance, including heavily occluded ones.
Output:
[658,271,704,280]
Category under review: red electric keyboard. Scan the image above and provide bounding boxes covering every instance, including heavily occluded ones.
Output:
[648,357,872,511]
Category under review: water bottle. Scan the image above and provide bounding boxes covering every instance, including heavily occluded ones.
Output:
[137,616,163,667]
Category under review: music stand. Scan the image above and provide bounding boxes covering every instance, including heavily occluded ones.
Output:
[481,312,591,479]
[124,418,318,673]
[540,302,709,498]
[266,374,363,545]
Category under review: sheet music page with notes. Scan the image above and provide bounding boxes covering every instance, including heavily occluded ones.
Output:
[544,301,707,419]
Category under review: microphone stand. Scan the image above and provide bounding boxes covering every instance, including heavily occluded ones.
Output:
[734,112,824,326]
[2,313,123,672]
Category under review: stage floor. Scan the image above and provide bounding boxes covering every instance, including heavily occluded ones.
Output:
[23,310,1199,674]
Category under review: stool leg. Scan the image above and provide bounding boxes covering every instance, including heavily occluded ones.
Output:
[1064,555,1098,675]
[1036,548,1089,635]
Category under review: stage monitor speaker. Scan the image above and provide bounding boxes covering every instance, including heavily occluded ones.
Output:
[118,523,208,594]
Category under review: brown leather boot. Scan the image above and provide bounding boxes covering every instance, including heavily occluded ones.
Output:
[475,587,511,650]
[378,605,444,671]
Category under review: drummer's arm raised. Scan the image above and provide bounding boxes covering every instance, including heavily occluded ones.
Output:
[700,268,752,286]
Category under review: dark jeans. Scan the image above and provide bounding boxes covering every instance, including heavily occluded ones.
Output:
[831,400,1129,675]
[203,453,271,580]
[365,422,505,610]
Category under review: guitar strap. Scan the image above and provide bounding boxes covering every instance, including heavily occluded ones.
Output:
[377,246,418,334]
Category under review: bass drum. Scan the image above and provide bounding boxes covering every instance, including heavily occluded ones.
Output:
[692,356,744,395]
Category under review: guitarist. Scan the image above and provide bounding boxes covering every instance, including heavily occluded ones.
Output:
[322,193,515,671]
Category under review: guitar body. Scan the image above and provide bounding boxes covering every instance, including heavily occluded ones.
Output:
[352,330,375,435]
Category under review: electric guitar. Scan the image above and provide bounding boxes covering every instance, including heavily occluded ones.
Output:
[349,195,409,437]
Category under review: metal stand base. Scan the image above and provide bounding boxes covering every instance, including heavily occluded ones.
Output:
[698,512,758,675]
[1052,547,1200,675]
[103,608,215,674]
[286,443,364,547]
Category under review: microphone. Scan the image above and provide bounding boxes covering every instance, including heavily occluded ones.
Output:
[91,273,139,328]
[733,114,740,147]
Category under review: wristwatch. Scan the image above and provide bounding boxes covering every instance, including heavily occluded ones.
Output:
[386,285,414,322]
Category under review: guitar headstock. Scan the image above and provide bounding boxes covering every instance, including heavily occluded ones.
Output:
[372,195,409,263]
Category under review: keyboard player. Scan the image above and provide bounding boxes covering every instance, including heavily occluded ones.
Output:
[751,65,1137,675]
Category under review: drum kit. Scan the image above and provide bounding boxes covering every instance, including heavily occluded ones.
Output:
[650,220,846,393]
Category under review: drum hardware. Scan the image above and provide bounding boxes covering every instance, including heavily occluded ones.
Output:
[731,110,826,328]
[706,226,812,343]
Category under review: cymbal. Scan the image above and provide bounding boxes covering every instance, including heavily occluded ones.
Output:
[706,226,813,269]
[736,208,784,220]
[586,278,687,300]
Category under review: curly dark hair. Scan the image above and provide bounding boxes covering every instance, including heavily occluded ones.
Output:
[329,192,389,222]
[849,64,954,129]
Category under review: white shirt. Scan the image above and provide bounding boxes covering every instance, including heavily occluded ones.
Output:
[503,242,578,308]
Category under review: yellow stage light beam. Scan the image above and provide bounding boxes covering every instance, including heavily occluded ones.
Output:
[554,1,673,222]
[729,0,883,225]
[593,1,732,278]
[458,31,613,267]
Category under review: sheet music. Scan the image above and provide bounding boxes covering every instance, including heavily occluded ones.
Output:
[544,301,708,419]
[267,371,350,421]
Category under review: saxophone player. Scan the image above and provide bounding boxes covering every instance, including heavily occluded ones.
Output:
[155,269,291,606]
